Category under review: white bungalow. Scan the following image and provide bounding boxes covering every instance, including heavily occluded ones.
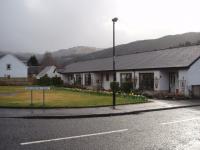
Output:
[0,54,27,79]
[61,45,200,97]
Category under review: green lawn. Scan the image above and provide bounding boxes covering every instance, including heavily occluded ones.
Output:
[0,86,148,108]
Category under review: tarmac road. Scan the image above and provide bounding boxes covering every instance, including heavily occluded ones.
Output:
[1,106,200,150]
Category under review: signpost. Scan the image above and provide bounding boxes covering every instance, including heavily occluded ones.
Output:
[25,86,50,107]
[31,90,33,105]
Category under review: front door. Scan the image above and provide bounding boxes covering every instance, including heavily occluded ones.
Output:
[139,73,154,90]
[169,72,178,93]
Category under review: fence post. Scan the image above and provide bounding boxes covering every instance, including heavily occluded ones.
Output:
[43,89,45,107]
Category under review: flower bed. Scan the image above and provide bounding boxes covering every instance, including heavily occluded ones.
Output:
[57,87,147,101]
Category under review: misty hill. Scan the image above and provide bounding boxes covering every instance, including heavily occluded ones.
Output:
[52,46,101,66]
[53,46,100,58]
[1,32,200,66]
[71,32,200,63]
[0,46,100,66]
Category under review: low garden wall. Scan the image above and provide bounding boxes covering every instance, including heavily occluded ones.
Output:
[0,78,31,86]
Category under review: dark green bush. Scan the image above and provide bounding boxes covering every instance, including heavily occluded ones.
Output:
[52,76,64,86]
[132,89,142,95]
[110,81,120,92]
[120,81,133,94]
[37,75,51,86]
[37,75,63,86]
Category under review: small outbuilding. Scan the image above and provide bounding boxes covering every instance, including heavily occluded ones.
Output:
[36,65,64,80]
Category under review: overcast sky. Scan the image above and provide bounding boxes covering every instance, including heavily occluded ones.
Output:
[1,0,200,53]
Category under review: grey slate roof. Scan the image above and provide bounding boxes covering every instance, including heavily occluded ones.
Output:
[37,66,55,77]
[63,45,200,73]
[0,54,28,65]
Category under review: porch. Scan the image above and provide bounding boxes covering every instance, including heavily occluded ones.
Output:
[117,70,186,95]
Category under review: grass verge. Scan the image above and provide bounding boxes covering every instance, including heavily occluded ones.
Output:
[0,86,148,108]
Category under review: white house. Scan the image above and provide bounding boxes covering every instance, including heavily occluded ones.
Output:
[0,54,28,79]
[36,65,64,80]
[61,45,200,97]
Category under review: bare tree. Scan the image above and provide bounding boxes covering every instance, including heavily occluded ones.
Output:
[40,52,57,68]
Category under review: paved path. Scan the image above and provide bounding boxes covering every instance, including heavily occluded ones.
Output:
[1,99,200,118]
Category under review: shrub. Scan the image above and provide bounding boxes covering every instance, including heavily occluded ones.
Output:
[37,75,51,85]
[120,81,133,94]
[142,91,154,98]
[110,81,120,92]
[37,75,64,86]
[52,76,64,86]
[132,89,142,95]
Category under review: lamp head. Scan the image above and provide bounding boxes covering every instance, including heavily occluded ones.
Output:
[112,17,118,22]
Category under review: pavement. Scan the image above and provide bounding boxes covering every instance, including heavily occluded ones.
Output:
[1,99,200,118]
[1,104,200,149]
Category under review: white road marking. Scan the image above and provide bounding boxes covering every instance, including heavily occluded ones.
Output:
[161,117,200,125]
[20,129,128,146]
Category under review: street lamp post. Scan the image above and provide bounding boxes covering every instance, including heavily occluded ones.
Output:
[112,17,118,109]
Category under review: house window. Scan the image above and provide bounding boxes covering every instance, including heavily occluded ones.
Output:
[120,73,132,83]
[139,73,154,90]
[85,73,92,86]
[75,74,82,85]
[70,74,74,80]
[106,73,109,81]
[67,74,74,81]
[7,64,11,70]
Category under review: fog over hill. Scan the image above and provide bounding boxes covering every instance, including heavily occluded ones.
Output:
[71,32,200,63]
[0,46,100,66]
[52,46,101,66]
[1,32,200,66]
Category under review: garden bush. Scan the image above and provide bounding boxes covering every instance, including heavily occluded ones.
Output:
[52,76,64,86]
[132,89,142,95]
[120,81,133,94]
[37,75,51,85]
[110,81,120,92]
[37,75,64,86]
